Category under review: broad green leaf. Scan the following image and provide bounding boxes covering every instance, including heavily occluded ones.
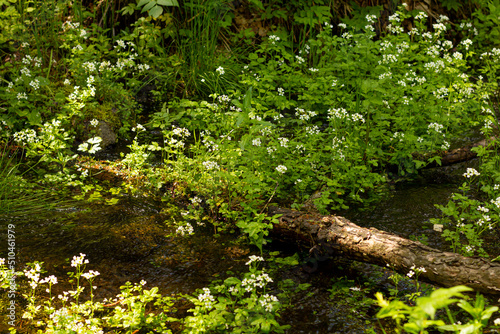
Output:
[142,0,157,12]
[149,4,163,18]
[158,0,179,6]
[137,0,150,7]
[224,277,241,285]
[242,86,253,112]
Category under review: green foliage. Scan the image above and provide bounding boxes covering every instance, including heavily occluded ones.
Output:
[0,0,21,45]
[432,161,500,256]
[147,4,491,215]
[1,254,178,333]
[183,255,289,333]
[137,0,179,19]
[471,0,500,48]
[376,286,500,334]
[4,1,500,332]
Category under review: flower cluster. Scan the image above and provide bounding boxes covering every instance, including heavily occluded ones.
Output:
[13,128,37,145]
[295,108,317,121]
[407,264,426,278]
[216,66,225,75]
[269,35,280,44]
[203,160,219,170]
[241,271,273,292]
[427,122,444,133]
[463,168,480,178]
[259,294,279,312]
[71,253,89,267]
[176,223,194,236]
[245,255,264,266]
[24,262,42,289]
[82,270,100,280]
[198,287,215,309]
[78,137,102,154]
[275,165,287,174]
[172,126,190,138]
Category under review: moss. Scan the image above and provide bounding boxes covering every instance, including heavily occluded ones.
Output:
[85,101,121,131]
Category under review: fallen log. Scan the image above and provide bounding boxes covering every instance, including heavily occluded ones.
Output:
[419,136,496,167]
[268,206,500,295]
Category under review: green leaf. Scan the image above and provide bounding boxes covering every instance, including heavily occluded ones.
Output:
[149,4,163,18]
[158,0,179,6]
[247,0,264,10]
[224,277,241,285]
[137,0,150,7]
[27,111,42,125]
[242,86,253,113]
[142,0,157,12]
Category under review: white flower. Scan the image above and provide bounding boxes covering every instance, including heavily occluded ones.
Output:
[461,39,473,50]
[63,79,71,86]
[494,318,500,326]
[29,79,40,90]
[198,287,215,309]
[71,253,89,267]
[78,142,89,152]
[90,119,99,127]
[277,87,284,96]
[463,168,480,178]
[276,165,287,174]
[415,11,427,20]
[338,23,347,29]
[433,23,447,32]
[216,66,225,75]
[190,196,202,205]
[427,122,444,133]
[88,137,102,145]
[246,255,264,265]
[295,55,305,64]
[132,124,145,132]
[176,223,194,236]
[269,35,280,44]
[278,137,289,147]
[21,67,31,77]
[366,14,377,23]
[252,138,261,146]
[203,160,219,170]
[82,270,100,279]
[17,92,28,100]
[116,40,126,48]
[477,206,489,213]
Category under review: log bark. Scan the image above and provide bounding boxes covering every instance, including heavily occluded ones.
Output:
[420,136,496,167]
[268,206,500,295]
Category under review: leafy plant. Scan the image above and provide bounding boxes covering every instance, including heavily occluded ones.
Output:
[376,285,500,334]
[183,255,289,333]
[137,0,179,19]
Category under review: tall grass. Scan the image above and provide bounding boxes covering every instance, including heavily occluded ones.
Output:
[0,144,76,217]
[174,0,234,96]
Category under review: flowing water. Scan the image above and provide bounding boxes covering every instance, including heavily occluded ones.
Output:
[0,160,489,333]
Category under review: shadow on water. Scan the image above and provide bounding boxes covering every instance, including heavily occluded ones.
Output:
[1,161,492,333]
